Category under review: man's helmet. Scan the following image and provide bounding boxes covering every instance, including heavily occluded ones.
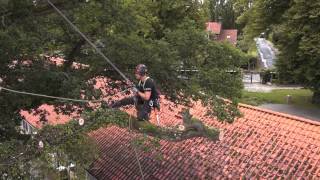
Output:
[135,64,148,76]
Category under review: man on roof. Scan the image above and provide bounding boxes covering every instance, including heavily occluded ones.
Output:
[108,64,160,121]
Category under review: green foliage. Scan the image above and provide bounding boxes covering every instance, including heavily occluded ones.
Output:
[1,0,247,178]
[205,127,220,140]
[82,109,129,130]
[0,109,129,178]
[137,121,160,134]
[238,0,320,103]
[236,0,291,45]
[1,108,221,178]
[0,0,246,141]
[133,109,221,142]
[206,0,238,29]
[273,0,320,103]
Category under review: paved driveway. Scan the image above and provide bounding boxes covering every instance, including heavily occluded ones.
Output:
[259,104,320,122]
[244,83,303,92]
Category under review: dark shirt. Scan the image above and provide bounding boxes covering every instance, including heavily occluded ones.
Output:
[136,77,159,102]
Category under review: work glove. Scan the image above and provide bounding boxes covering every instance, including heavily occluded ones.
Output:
[126,80,134,87]
[132,86,139,94]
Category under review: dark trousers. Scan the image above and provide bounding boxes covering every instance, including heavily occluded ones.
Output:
[111,96,151,121]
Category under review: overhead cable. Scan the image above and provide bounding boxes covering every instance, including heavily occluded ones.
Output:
[46,0,130,83]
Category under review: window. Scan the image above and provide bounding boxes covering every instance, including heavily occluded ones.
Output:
[22,120,28,133]
[26,123,30,133]
[21,120,36,134]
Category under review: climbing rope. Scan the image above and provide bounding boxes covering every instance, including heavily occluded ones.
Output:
[47,1,145,178]
[129,114,145,180]
[1,2,146,179]
[46,0,130,83]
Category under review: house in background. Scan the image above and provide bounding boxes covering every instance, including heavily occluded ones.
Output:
[206,22,238,46]
[19,104,78,179]
[20,104,75,135]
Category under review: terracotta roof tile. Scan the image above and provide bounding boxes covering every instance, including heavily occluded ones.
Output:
[21,78,320,178]
[20,104,78,128]
[86,96,320,179]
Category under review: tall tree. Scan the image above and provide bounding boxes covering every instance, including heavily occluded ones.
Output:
[237,0,320,103]
[274,0,320,103]
[207,0,237,29]
[235,0,291,46]
[0,0,247,177]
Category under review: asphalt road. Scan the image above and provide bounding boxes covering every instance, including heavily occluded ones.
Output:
[259,104,320,122]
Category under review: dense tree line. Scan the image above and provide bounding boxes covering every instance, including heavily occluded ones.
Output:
[236,0,320,103]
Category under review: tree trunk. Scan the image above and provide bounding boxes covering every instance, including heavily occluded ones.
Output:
[64,39,86,71]
[312,91,320,104]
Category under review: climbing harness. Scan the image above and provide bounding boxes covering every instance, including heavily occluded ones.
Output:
[137,77,161,125]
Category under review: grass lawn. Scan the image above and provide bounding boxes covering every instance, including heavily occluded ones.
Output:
[240,89,320,108]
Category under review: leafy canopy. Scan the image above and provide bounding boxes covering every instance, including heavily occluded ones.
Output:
[0,0,247,178]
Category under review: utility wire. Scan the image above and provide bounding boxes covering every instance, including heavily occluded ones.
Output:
[45,1,144,179]
[0,86,101,103]
[0,86,146,179]
[0,2,144,178]
[46,0,130,83]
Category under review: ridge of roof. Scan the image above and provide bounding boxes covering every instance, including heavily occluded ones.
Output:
[239,103,320,126]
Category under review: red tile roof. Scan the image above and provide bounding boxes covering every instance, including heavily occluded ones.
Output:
[206,22,222,34]
[21,78,320,179]
[88,101,320,179]
[20,104,78,129]
[217,29,238,46]
[19,77,117,128]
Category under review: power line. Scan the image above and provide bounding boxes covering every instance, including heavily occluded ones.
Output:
[46,0,130,83]
[0,2,144,178]
[1,85,146,179]
[45,2,145,179]
[0,86,101,103]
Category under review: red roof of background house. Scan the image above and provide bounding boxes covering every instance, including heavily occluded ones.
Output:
[19,77,117,128]
[21,79,320,179]
[217,29,238,46]
[20,104,78,129]
[206,22,222,34]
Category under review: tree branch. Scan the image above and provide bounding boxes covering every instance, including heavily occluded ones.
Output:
[64,39,86,71]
